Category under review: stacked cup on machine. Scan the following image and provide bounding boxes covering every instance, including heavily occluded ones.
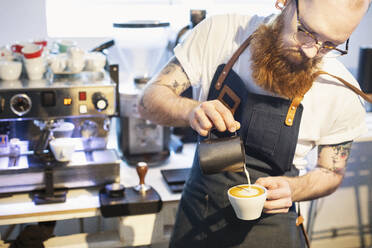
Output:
[0,45,21,81]
[0,60,22,81]
[0,39,108,81]
[22,43,46,80]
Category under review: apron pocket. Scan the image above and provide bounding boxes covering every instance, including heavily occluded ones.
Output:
[245,109,283,156]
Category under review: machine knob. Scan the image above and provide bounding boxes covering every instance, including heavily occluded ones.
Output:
[92,93,108,111]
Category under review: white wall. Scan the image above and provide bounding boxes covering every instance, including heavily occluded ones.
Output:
[0,0,372,72]
[338,6,372,74]
[0,0,47,44]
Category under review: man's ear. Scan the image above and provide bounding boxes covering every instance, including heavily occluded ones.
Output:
[275,0,288,10]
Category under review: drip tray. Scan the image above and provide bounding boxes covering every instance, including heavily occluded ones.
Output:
[0,149,121,195]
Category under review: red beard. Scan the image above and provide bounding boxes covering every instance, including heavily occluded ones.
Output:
[250,15,322,99]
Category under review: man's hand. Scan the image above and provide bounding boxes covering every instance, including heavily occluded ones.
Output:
[188,100,241,136]
[138,56,240,136]
[255,177,293,214]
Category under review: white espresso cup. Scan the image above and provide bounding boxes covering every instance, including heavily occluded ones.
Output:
[227,184,267,220]
[0,60,22,81]
[49,137,76,162]
[0,46,14,61]
[52,122,75,138]
[67,57,85,73]
[48,53,67,73]
[85,52,106,72]
[24,57,46,80]
[57,40,77,53]
[67,47,85,73]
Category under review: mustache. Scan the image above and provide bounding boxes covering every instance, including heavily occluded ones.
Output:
[280,48,317,71]
[282,47,309,60]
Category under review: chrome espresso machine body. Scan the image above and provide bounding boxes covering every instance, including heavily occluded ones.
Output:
[0,67,121,202]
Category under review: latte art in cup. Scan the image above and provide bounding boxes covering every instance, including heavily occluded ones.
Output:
[228,185,265,198]
[227,184,267,220]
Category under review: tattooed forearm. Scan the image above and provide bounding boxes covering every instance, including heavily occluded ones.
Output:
[317,166,346,175]
[137,56,197,127]
[153,79,190,95]
[318,141,352,163]
[316,141,353,175]
[152,58,191,95]
[162,58,181,74]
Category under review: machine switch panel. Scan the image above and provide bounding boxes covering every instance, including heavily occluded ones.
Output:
[41,91,56,107]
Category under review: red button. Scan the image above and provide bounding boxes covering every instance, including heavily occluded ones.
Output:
[79,91,86,101]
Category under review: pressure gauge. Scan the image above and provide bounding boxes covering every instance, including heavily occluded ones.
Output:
[10,94,32,116]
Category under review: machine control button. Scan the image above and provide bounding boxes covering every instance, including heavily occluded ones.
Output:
[41,91,56,107]
[79,91,87,101]
[92,93,108,111]
[64,98,72,105]
[10,94,32,116]
[79,105,88,114]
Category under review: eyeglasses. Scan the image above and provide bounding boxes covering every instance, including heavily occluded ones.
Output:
[294,0,349,57]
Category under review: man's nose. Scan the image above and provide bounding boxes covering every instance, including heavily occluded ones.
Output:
[300,45,319,58]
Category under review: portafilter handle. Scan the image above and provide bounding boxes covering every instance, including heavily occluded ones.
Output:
[134,162,151,193]
[33,120,60,152]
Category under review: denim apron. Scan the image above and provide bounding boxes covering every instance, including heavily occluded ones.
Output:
[169,36,306,248]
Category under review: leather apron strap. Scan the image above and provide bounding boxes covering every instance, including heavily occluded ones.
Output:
[215,35,254,91]
[215,34,304,127]
[314,70,372,103]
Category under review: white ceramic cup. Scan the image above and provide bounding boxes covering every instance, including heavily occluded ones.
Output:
[68,47,85,59]
[48,54,67,73]
[21,43,43,59]
[49,137,76,162]
[85,52,106,71]
[57,40,77,53]
[52,122,75,138]
[24,57,46,80]
[66,47,85,73]
[0,46,14,61]
[0,60,22,81]
[227,184,267,220]
[11,41,30,54]
[67,57,85,73]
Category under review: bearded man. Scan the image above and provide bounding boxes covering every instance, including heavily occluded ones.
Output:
[138,0,371,247]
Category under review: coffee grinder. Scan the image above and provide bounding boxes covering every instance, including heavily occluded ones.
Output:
[111,20,172,166]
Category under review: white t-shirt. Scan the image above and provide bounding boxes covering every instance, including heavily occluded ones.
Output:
[174,13,368,170]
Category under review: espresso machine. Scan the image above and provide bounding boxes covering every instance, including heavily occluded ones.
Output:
[111,21,172,166]
[0,66,121,204]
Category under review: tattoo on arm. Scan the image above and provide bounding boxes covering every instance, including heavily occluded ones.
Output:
[153,57,191,95]
[316,141,353,175]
